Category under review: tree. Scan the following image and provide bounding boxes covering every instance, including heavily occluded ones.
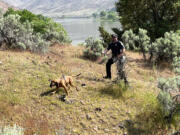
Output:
[107,12,116,20]
[116,0,180,41]
[100,11,106,18]
[98,26,112,48]
[92,13,98,18]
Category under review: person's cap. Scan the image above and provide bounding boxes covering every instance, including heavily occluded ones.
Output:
[111,34,118,38]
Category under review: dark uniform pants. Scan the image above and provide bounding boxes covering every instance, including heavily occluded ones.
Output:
[106,58,114,78]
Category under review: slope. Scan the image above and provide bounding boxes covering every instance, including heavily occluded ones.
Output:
[0,44,177,135]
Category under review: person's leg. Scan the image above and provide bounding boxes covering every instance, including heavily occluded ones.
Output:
[117,56,128,84]
[106,58,114,78]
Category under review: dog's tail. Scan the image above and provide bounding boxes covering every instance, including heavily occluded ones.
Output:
[72,73,81,77]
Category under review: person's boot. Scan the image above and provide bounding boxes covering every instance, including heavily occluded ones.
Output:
[103,76,111,79]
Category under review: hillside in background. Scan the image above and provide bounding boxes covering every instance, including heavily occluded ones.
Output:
[3,0,117,17]
[0,0,17,12]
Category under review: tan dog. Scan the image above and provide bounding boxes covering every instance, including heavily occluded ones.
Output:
[49,73,81,95]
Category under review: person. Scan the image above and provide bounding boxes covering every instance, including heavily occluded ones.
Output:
[103,34,127,83]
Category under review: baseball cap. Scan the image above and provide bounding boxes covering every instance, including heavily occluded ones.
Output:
[111,34,118,38]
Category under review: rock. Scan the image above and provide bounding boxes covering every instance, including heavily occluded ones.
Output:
[93,126,98,131]
[95,107,102,112]
[0,61,2,65]
[65,99,77,104]
[59,95,66,102]
[117,123,125,129]
[99,119,105,124]
[32,60,37,65]
[124,119,134,126]
[86,114,92,120]
[81,83,86,87]
[80,122,86,128]
[111,116,117,120]
[104,128,109,133]
[80,100,85,105]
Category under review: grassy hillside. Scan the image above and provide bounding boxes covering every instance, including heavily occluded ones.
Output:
[3,0,117,17]
[0,44,178,135]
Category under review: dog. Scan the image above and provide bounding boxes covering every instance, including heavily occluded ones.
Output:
[49,73,81,95]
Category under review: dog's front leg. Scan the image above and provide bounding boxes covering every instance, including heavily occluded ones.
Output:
[63,86,68,95]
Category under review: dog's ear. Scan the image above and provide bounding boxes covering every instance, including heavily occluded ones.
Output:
[48,79,52,82]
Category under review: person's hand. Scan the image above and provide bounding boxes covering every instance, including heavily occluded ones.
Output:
[118,54,122,58]
[102,50,106,56]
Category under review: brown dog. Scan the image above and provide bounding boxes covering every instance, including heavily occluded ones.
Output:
[49,73,81,95]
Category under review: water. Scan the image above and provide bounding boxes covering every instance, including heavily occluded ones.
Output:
[55,18,122,45]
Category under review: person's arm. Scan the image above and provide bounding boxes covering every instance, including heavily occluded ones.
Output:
[102,44,111,55]
[102,49,109,55]
[118,41,125,58]
[118,48,125,58]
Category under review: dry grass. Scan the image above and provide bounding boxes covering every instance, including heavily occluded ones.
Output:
[0,44,177,135]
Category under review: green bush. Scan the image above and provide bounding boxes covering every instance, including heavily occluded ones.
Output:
[100,11,106,18]
[0,8,71,52]
[0,14,49,53]
[173,57,180,74]
[152,31,180,62]
[158,77,180,93]
[3,8,70,42]
[83,37,104,61]
[136,28,150,60]
[122,29,137,50]
[122,29,180,62]
[157,55,180,122]
[122,28,150,60]
[157,76,180,122]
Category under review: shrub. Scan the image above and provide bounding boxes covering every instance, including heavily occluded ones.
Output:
[173,57,180,74]
[0,8,71,52]
[43,20,71,43]
[158,77,180,93]
[122,29,180,62]
[122,29,137,50]
[100,11,106,18]
[0,124,24,135]
[136,28,150,60]
[157,56,180,122]
[157,77,180,123]
[152,31,180,62]
[0,14,49,53]
[83,37,104,61]
[122,28,150,60]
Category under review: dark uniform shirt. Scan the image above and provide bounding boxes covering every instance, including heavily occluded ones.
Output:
[107,41,125,57]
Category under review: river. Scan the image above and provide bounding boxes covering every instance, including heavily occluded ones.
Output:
[55,18,122,45]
